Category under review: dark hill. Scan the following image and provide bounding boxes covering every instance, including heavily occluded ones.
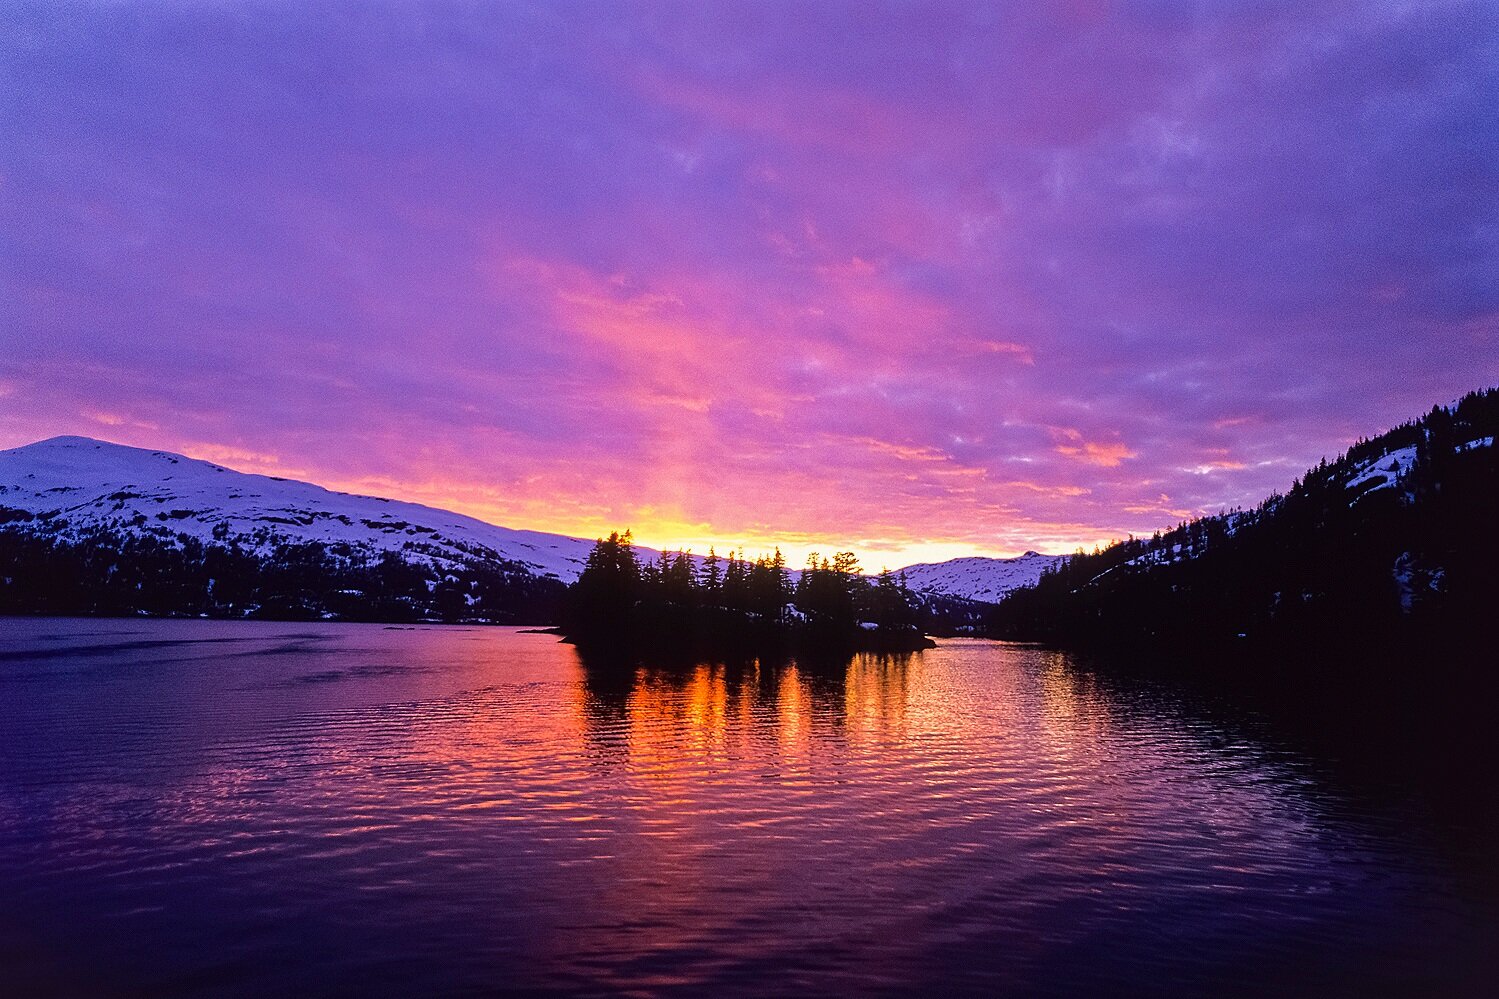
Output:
[990,386,1499,656]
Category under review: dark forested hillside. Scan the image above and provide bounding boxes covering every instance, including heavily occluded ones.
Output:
[0,523,567,623]
[990,388,1499,662]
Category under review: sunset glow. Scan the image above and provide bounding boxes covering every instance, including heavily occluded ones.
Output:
[3,2,1494,565]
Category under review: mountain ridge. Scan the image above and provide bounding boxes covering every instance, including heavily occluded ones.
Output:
[0,435,1057,612]
[1,434,599,581]
[894,552,1064,603]
[989,386,1499,653]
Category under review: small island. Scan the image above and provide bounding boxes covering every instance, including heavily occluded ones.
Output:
[559,531,935,658]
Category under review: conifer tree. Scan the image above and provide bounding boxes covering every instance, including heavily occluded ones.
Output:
[703,546,722,604]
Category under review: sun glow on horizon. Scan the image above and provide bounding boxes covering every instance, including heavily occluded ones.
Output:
[3,2,1490,568]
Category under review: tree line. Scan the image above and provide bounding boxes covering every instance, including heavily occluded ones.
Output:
[989,387,1499,671]
[0,521,566,623]
[561,532,931,655]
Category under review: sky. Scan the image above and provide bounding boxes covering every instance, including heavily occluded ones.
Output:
[2,1,1496,568]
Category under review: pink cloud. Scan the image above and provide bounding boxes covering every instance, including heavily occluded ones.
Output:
[2,2,1493,565]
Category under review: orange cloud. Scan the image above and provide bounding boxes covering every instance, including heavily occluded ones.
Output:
[1053,430,1137,467]
[1185,448,1247,473]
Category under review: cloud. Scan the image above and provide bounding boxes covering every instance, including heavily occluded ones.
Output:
[1,1,1494,562]
[1055,440,1138,468]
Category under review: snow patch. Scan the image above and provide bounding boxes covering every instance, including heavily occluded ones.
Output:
[893,551,1065,603]
[1346,445,1417,493]
[0,436,598,580]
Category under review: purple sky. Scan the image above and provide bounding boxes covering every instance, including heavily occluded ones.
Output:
[2,1,1496,565]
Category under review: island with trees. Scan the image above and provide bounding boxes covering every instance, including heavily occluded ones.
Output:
[559,531,935,658]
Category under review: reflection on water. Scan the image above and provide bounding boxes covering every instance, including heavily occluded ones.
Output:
[579,653,921,764]
[0,618,1491,996]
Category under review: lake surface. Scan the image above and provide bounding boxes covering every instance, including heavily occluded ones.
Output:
[0,619,1491,996]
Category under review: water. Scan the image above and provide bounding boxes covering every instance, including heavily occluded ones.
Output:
[0,619,1491,996]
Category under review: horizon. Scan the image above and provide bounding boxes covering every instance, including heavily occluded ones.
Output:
[5,379,1484,570]
[3,2,1495,567]
[4,431,1064,568]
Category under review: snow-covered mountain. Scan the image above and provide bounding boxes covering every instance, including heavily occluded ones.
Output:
[0,436,598,580]
[0,435,1064,605]
[895,552,1065,603]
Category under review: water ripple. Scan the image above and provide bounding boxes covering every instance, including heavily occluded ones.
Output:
[0,621,1492,996]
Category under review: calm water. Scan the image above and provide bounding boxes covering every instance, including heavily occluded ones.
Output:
[0,619,1491,996]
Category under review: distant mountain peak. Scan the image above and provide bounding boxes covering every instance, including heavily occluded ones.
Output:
[3,434,1067,605]
[894,550,1066,604]
[0,436,597,581]
[26,434,108,446]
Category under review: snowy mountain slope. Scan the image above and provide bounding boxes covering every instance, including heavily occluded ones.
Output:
[1076,431,1498,584]
[1341,434,1492,501]
[0,436,599,580]
[991,386,1499,650]
[894,552,1065,603]
[1,436,1072,604]
[1345,445,1419,494]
